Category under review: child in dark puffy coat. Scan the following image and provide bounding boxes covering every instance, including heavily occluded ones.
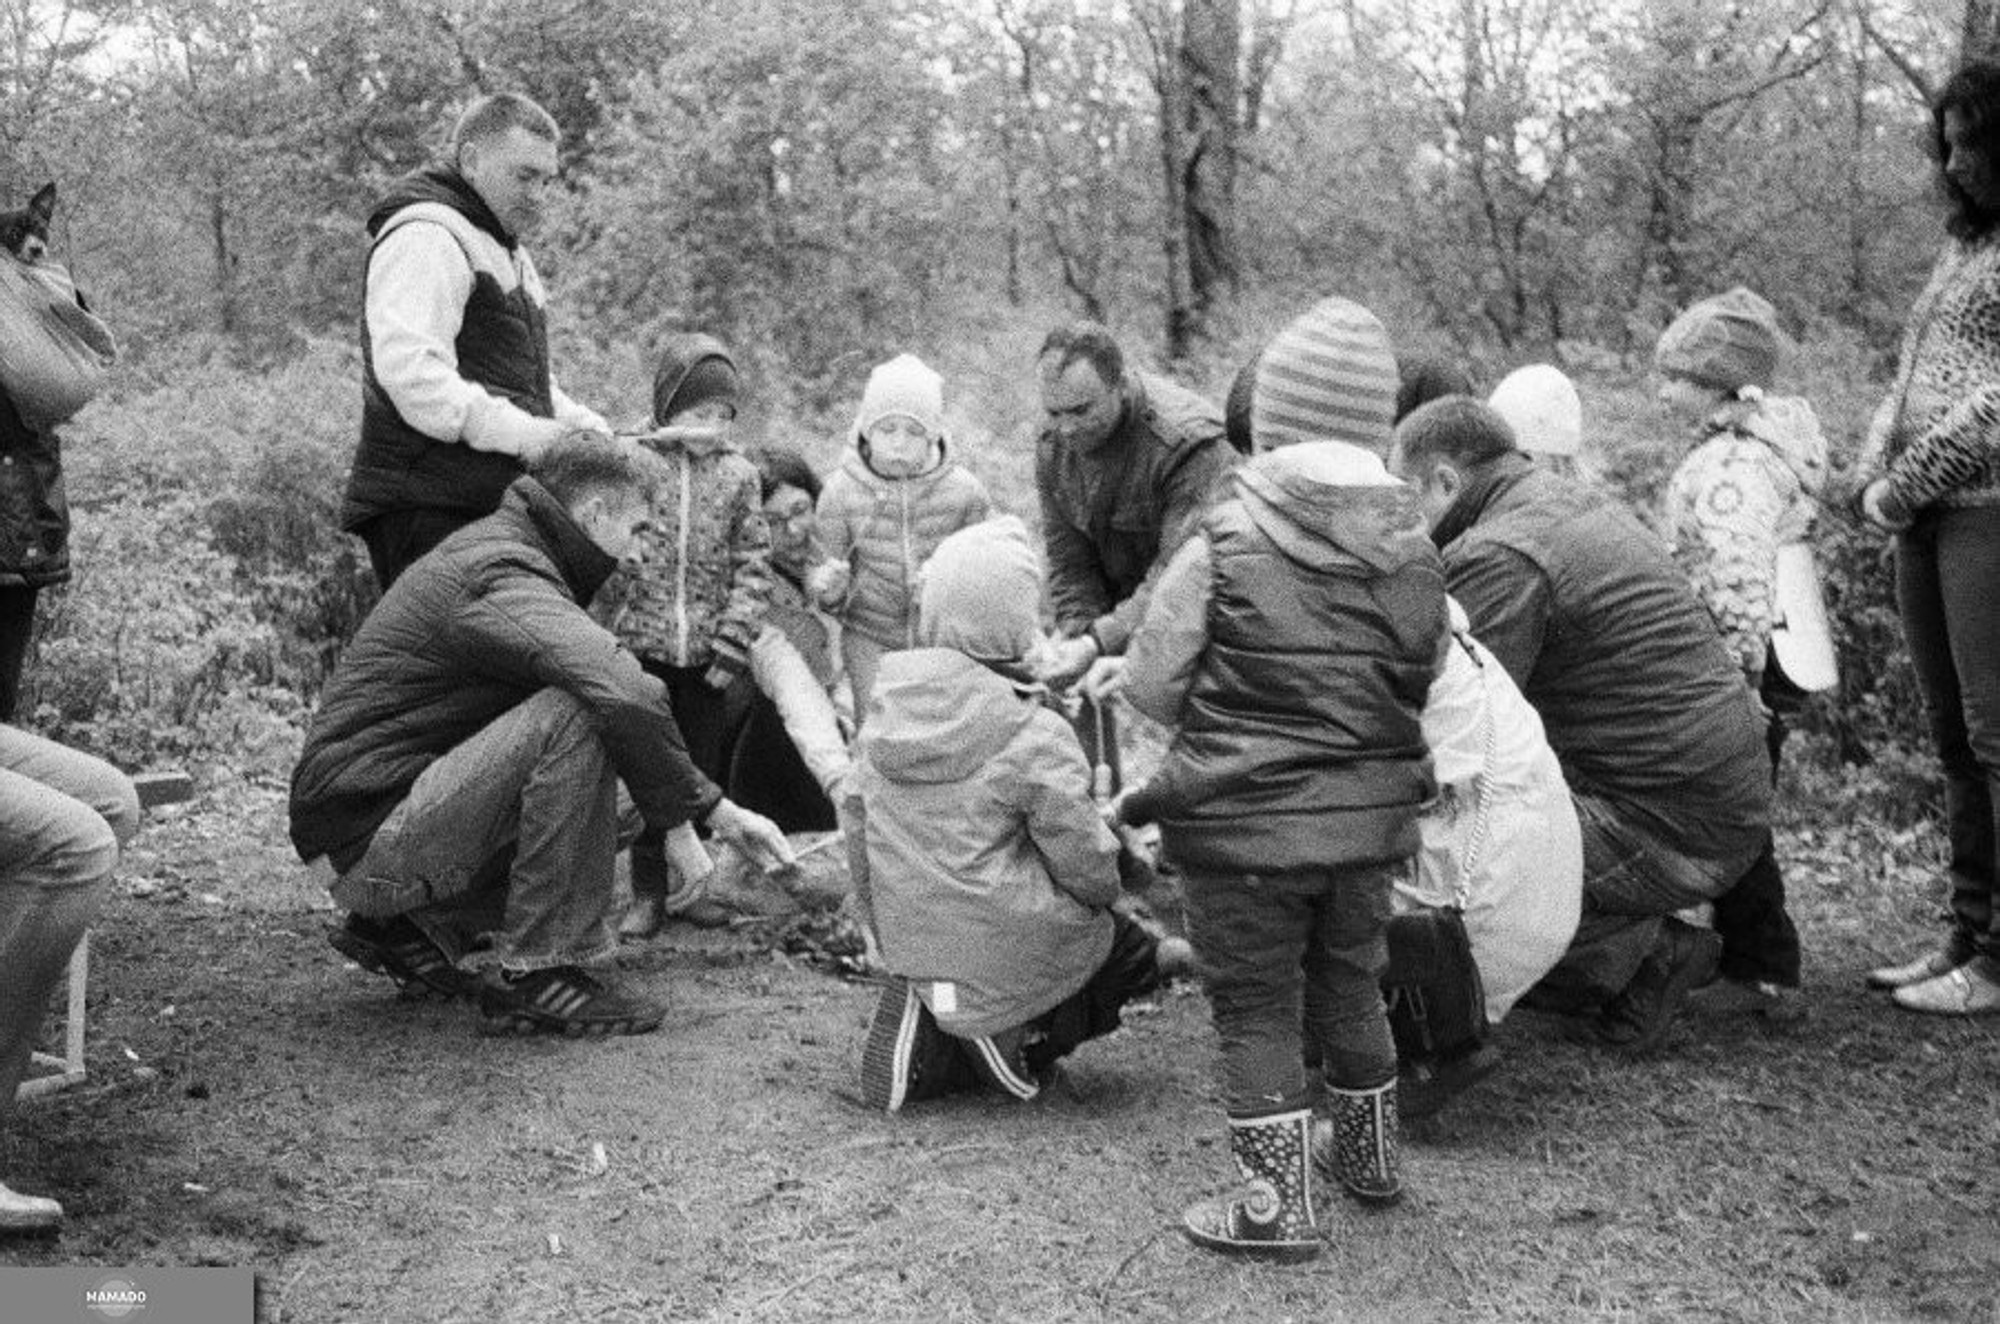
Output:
[810,353,990,726]
[851,516,1182,1112]
[1119,297,1447,1261]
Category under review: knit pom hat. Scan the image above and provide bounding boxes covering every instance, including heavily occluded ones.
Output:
[1488,364,1583,457]
[652,332,740,424]
[1654,287,1781,393]
[1251,297,1399,455]
[918,516,1041,662]
[855,352,945,441]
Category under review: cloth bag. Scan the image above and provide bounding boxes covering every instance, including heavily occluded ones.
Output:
[0,256,116,428]
[1380,625,1494,1063]
[1382,906,1489,1062]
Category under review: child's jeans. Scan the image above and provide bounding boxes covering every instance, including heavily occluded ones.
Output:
[1181,861,1402,1112]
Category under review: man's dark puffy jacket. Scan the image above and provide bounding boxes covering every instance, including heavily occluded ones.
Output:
[290,476,720,872]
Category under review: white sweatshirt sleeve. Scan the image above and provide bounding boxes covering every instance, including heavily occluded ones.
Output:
[365,221,578,458]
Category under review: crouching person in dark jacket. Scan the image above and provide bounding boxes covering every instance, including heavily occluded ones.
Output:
[290,432,794,1037]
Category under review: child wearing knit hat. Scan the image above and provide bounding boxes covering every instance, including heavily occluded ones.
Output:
[852,516,1185,1113]
[1489,363,1587,475]
[811,353,992,726]
[1653,286,1831,1012]
[1117,296,1448,1260]
[606,331,775,937]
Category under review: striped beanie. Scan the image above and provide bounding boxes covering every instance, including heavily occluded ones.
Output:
[1251,297,1399,455]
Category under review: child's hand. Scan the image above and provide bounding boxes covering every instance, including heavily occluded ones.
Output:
[808,559,853,608]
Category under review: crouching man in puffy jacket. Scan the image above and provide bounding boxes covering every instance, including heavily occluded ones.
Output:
[291,432,793,1037]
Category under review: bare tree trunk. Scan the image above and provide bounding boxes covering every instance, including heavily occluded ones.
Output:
[1180,0,1240,324]
[1966,0,2000,63]
[209,183,238,335]
[1158,52,1193,360]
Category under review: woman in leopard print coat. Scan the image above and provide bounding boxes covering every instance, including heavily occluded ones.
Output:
[1859,60,2000,1016]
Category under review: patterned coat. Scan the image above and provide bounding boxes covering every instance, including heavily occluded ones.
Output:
[1662,393,1829,681]
[605,434,771,679]
[1862,232,2000,512]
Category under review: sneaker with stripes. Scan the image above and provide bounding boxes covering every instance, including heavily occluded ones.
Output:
[477,966,664,1037]
[859,979,967,1111]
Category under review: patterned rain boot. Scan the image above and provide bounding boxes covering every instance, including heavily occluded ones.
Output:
[1316,1081,1402,1206]
[1181,1107,1319,1261]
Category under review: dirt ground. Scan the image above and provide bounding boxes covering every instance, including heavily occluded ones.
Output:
[4,774,1999,1323]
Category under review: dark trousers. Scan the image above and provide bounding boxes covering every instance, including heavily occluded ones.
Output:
[1711,665,1806,987]
[629,660,749,900]
[1016,910,1164,1074]
[356,508,476,591]
[726,691,837,833]
[0,585,38,723]
[1896,507,2000,961]
[1181,861,1400,1111]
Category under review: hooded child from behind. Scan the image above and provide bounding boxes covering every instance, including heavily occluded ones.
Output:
[852,515,1171,1112]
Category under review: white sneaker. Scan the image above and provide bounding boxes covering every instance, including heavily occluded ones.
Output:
[0,1181,63,1232]
[1892,961,2000,1017]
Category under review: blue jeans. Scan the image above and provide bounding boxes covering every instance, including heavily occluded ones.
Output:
[1896,506,2000,961]
[1181,862,1401,1113]
[1534,791,1743,1005]
[0,726,139,1113]
[330,690,642,973]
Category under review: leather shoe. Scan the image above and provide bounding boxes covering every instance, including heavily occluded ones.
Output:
[0,1181,63,1233]
[1865,948,1959,990]
[1891,961,2000,1016]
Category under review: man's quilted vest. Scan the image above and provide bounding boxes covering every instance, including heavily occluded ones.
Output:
[343,203,554,532]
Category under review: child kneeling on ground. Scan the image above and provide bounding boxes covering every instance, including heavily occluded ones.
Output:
[1119,297,1447,1261]
[851,516,1184,1112]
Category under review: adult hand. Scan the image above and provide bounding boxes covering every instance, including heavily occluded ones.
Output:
[1038,634,1099,689]
[517,417,570,467]
[1859,477,1914,533]
[706,798,798,874]
[1079,655,1126,701]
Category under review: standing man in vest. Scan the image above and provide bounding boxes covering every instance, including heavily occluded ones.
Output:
[344,92,610,588]
[1034,322,1236,784]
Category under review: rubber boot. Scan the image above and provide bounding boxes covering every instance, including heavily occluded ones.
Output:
[1316,1081,1402,1205]
[1181,1108,1319,1261]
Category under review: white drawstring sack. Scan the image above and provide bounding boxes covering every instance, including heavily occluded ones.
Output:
[0,256,116,428]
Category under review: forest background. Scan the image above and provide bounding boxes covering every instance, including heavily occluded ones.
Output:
[1,0,1994,813]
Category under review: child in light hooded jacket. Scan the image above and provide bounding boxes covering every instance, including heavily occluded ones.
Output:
[852,516,1174,1114]
[810,353,990,725]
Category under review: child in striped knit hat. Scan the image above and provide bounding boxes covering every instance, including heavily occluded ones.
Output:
[1117,296,1448,1260]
